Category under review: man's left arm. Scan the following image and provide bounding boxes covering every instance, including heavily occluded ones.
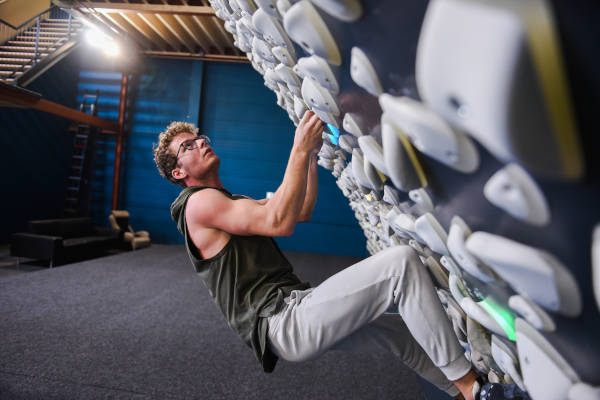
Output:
[254,152,318,221]
[297,151,318,222]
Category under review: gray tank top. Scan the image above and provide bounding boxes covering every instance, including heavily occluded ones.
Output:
[171,186,309,372]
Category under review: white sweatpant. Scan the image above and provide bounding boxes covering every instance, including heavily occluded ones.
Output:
[266,245,470,396]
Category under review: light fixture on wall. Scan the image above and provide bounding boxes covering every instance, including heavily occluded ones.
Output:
[85,26,120,57]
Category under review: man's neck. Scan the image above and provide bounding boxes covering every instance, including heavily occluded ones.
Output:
[185,176,224,189]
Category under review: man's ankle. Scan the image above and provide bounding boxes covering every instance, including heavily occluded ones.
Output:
[453,370,478,400]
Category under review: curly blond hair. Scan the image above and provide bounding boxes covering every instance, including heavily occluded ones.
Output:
[153,121,199,187]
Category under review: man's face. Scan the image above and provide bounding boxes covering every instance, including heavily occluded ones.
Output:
[169,132,219,182]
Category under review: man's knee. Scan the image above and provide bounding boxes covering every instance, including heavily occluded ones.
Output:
[387,245,419,260]
[380,245,422,276]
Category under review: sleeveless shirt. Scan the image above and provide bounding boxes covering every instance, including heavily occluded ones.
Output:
[170,186,310,372]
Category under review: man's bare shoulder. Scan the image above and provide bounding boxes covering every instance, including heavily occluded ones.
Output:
[186,188,229,216]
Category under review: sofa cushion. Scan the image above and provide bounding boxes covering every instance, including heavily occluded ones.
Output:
[63,235,114,247]
[30,218,94,238]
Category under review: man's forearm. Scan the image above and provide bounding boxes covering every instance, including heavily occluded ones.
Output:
[298,152,318,222]
[266,145,311,233]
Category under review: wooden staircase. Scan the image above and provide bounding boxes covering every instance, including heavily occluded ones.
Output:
[0,9,83,86]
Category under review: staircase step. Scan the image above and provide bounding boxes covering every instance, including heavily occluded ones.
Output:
[6,39,62,48]
[0,70,23,76]
[42,20,81,25]
[17,37,63,44]
[0,64,32,71]
[37,26,74,32]
[14,35,66,41]
[20,30,69,37]
[45,19,79,24]
[4,41,61,48]
[0,77,15,84]
[0,58,32,64]
[41,24,83,31]
[1,45,53,51]
[0,51,50,57]
[19,33,67,40]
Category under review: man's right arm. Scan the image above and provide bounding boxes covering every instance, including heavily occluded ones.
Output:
[185,111,324,237]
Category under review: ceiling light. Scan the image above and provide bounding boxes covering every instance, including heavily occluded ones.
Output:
[85,27,120,57]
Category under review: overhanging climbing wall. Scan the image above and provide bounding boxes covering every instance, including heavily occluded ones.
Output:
[210,0,600,398]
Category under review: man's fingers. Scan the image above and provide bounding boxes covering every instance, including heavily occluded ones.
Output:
[308,112,322,127]
[300,110,314,126]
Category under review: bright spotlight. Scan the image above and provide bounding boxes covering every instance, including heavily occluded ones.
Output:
[85,27,120,57]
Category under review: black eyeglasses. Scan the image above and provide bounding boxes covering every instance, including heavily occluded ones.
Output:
[176,135,211,160]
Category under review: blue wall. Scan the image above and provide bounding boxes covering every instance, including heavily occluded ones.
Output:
[198,62,366,256]
[76,57,206,244]
[2,51,367,257]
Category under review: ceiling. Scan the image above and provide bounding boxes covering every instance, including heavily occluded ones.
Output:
[55,0,247,63]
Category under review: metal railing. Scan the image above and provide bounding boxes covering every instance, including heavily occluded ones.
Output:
[0,5,80,83]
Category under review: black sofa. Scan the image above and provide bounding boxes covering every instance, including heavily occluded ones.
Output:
[10,217,120,267]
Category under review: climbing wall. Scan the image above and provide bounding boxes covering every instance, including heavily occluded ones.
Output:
[210,0,600,398]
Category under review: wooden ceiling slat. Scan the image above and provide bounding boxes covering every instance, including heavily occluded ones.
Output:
[155,14,196,53]
[138,13,181,51]
[210,16,241,56]
[173,14,211,55]
[119,12,170,51]
[200,16,237,55]
[191,14,224,54]
[102,12,150,50]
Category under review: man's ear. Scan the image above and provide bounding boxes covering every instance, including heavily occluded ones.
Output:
[171,166,187,181]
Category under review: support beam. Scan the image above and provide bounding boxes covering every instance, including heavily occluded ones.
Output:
[71,3,215,16]
[0,81,118,131]
[144,51,249,63]
[112,73,127,211]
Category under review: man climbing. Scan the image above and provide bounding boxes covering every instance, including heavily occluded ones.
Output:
[153,111,527,400]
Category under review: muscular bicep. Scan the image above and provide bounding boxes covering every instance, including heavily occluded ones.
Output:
[186,189,289,237]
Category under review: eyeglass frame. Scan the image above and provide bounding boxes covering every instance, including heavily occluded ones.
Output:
[175,135,211,161]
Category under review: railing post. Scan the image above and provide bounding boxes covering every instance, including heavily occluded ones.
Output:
[34,16,40,64]
[67,13,72,39]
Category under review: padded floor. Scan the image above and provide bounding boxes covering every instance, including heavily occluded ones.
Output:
[0,244,436,399]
